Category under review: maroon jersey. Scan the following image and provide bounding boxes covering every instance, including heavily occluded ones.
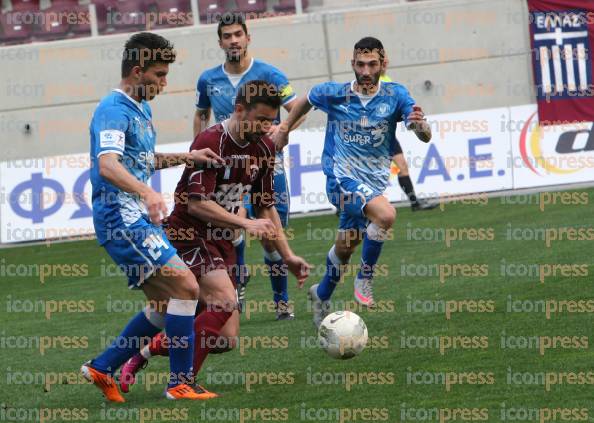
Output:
[168,121,275,241]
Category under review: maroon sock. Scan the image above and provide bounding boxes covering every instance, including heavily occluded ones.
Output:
[148,332,169,357]
[193,309,233,375]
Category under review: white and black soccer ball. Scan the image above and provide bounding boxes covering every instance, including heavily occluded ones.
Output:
[318,311,368,359]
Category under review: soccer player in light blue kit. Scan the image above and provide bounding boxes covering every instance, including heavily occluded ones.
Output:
[193,13,298,320]
[82,32,222,401]
[275,37,432,327]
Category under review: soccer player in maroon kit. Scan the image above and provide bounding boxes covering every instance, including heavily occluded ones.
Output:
[119,80,311,395]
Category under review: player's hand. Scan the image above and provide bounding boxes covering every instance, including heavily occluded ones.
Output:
[407,105,426,123]
[266,124,279,137]
[244,218,276,240]
[284,255,312,288]
[189,148,223,167]
[271,124,289,152]
[406,105,431,143]
[142,189,168,225]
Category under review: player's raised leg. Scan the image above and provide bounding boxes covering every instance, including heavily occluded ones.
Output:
[353,194,395,307]
[139,259,214,400]
[310,228,362,328]
[191,269,237,381]
[82,237,204,401]
[309,177,363,327]
[121,296,239,394]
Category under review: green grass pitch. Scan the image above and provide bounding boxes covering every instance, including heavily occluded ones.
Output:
[1,187,593,422]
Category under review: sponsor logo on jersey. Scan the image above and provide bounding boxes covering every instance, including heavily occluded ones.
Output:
[99,130,125,151]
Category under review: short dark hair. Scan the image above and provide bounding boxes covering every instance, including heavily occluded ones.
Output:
[217,12,248,39]
[235,80,281,110]
[121,32,176,78]
[353,37,385,61]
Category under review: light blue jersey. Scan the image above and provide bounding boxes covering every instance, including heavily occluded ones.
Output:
[308,80,415,194]
[196,58,296,122]
[90,89,176,287]
[90,89,156,245]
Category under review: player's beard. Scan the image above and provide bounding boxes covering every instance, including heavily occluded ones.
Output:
[137,76,160,101]
[226,47,246,63]
[144,85,158,100]
[355,72,380,93]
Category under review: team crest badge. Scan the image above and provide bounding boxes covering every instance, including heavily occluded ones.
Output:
[249,164,259,181]
[377,103,390,117]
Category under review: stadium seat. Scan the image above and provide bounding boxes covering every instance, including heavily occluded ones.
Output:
[198,0,225,24]
[10,0,40,12]
[110,0,151,33]
[69,5,92,36]
[31,5,70,41]
[90,0,117,33]
[0,10,32,44]
[150,0,193,29]
[43,0,92,37]
[235,0,267,16]
[273,0,308,13]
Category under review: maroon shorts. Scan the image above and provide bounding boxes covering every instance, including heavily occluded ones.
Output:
[171,236,236,283]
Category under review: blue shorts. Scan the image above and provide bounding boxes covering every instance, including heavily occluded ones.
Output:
[102,216,178,289]
[326,176,383,231]
[244,157,290,228]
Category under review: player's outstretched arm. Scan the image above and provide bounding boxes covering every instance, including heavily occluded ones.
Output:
[187,198,276,237]
[99,153,167,224]
[254,205,312,287]
[266,100,307,140]
[154,148,222,170]
[273,95,313,151]
[193,108,211,139]
[406,105,432,143]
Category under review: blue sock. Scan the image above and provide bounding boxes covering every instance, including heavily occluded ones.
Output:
[92,307,164,374]
[264,250,288,303]
[317,245,344,301]
[233,235,248,285]
[166,299,198,388]
[357,230,384,280]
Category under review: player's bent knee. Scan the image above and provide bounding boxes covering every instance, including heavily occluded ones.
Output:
[335,244,355,262]
[374,207,396,230]
[223,292,238,311]
[204,286,236,311]
[172,274,200,300]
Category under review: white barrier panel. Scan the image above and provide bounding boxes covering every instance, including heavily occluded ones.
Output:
[0,155,95,244]
[0,144,187,244]
[509,105,594,189]
[283,129,329,213]
[2,105,594,243]
[388,107,513,199]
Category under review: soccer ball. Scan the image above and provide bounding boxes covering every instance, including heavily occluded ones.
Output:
[318,311,368,359]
